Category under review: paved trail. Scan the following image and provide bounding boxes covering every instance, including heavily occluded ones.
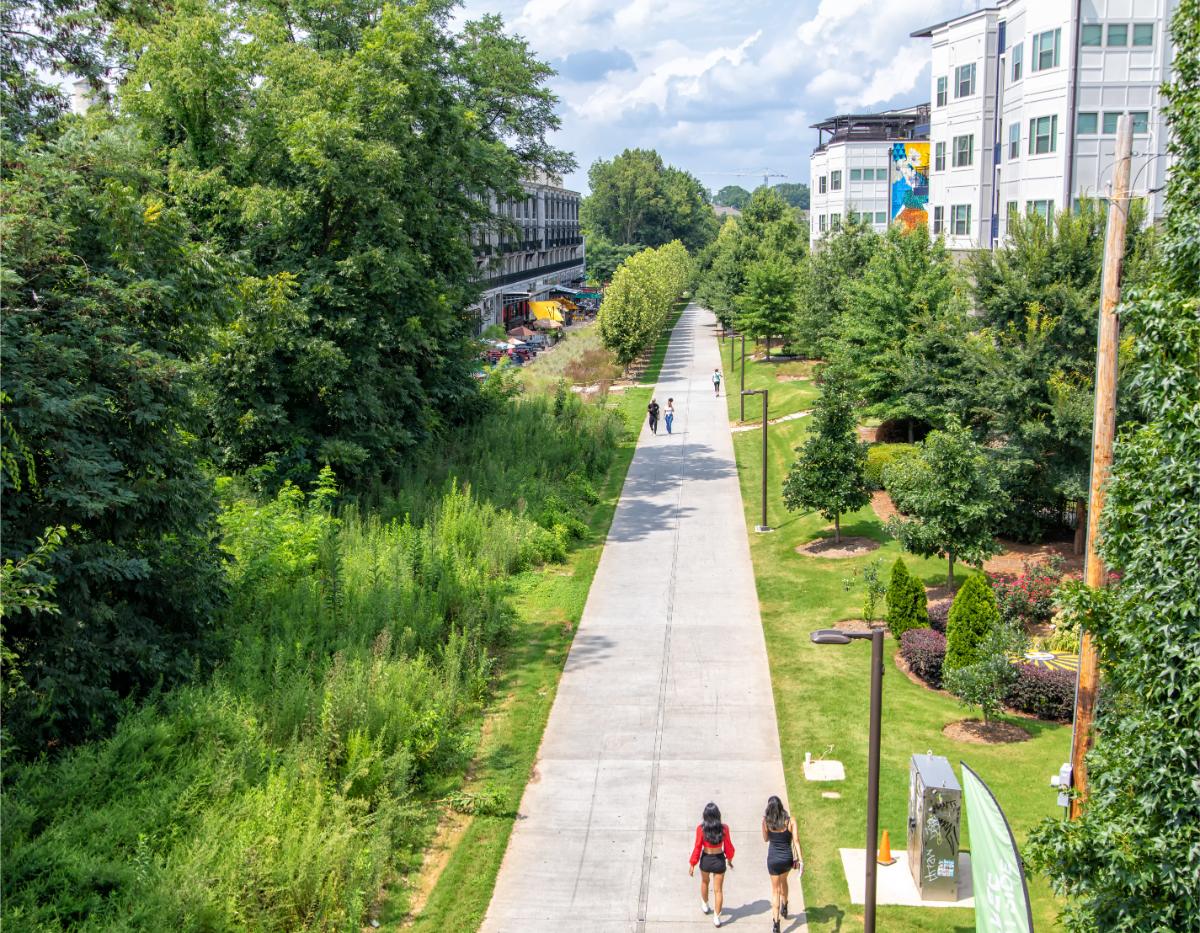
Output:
[482,305,805,932]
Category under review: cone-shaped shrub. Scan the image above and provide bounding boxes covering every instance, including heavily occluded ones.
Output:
[885,558,928,639]
[943,573,1000,672]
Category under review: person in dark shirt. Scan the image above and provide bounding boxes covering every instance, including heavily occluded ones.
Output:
[647,398,660,434]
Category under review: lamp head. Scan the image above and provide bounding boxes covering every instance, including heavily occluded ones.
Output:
[811,629,853,645]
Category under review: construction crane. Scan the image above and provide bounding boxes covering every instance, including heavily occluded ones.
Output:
[698,169,789,189]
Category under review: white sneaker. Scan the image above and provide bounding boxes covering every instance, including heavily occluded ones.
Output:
[700,900,711,915]
[713,914,722,928]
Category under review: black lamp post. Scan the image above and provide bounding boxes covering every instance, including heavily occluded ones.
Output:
[729,329,736,372]
[739,334,747,422]
[810,627,885,933]
[741,388,771,532]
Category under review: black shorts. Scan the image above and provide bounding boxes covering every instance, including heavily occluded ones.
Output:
[767,856,793,876]
[699,852,727,875]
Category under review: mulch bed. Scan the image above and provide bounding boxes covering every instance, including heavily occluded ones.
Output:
[943,719,1031,744]
[832,619,889,635]
[796,536,880,558]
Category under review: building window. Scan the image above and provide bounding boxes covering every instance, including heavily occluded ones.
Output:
[952,134,974,167]
[849,211,859,223]
[819,176,827,194]
[875,211,886,224]
[830,213,841,230]
[1102,112,1120,134]
[932,205,944,234]
[1027,199,1054,221]
[1133,23,1154,46]
[1032,28,1061,71]
[818,214,826,232]
[936,76,947,107]
[955,63,976,97]
[1107,24,1128,46]
[830,170,842,191]
[850,169,862,181]
[1008,122,1020,159]
[1011,42,1023,81]
[1133,111,1150,134]
[1081,24,1102,47]
[1028,114,1058,154]
[1077,112,1099,134]
[934,141,946,171]
[1006,201,1019,222]
[951,204,971,236]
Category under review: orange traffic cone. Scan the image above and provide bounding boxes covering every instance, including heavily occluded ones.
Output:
[877,829,896,866]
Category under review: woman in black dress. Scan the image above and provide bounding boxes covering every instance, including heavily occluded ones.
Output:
[762,796,801,932]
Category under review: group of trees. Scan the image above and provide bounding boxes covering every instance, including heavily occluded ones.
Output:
[581,148,718,269]
[714,182,809,211]
[2,0,569,751]
[597,242,691,365]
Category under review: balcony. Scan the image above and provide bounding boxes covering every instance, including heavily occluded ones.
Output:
[478,257,585,290]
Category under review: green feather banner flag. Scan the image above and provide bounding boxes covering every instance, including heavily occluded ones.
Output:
[961,763,1034,933]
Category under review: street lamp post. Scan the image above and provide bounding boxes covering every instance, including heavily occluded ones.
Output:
[729,329,736,372]
[811,628,885,933]
[741,388,771,532]
[739,334,747,423]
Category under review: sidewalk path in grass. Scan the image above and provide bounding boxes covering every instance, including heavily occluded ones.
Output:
[482,304,805,932]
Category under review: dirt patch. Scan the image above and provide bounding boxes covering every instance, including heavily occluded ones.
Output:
[985,539,1083,576]
[833,619,889,635]
[775,373,811,383]
[943,719,1031,744]
[870,490,898,524]
[796,536,880,558]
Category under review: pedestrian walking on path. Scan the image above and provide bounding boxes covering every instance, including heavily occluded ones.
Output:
[712,368,722,397]
[665,397,675,434]
[690,802,734,927]
[647,398,660,434]
[762,796,802,932]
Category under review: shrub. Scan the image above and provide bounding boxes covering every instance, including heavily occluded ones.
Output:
[943,622,1026,723]
[900,628,947,688]
[993,556,1069,628]
[928,600,951,633]
[1005,664,1075,721]
[864,443,916,491]
[944,573,1001,672]
[885,558,929,639]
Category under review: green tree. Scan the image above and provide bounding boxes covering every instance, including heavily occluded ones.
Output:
[943,573,1001,672]
[884,558,929,639]
[772,182,810,209]
[1028,3,1200,925]
[736,256,799,359]
[884,420,1006,584]
[793,219,880,357]
[1,126,228,753]
[584,230,640,284]
[597,241,690,365]
[582,148,717,251]
[123,0,571,483]
[714,184,751,209]
[782,373,869,541]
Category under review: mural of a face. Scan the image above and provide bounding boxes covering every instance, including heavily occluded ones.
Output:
[890,142,930,230]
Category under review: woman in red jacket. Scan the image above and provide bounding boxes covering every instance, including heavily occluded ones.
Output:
[689,802,734,927]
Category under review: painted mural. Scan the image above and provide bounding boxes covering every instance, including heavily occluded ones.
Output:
[890,142,930,229]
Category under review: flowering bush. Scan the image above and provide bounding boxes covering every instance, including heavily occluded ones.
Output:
[900,628,947,688]
[1004,664,1075,721]
[993,556,1070,629]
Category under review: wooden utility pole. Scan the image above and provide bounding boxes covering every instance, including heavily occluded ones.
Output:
[1069,112,1133,819]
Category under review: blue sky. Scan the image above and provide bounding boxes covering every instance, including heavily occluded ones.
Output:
[457,0,978,194]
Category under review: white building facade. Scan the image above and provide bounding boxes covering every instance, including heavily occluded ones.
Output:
[471,176,586,330]
[809,107,931,249]
[916,0,1177,250]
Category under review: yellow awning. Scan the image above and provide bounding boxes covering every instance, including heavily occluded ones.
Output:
[553,296,578,310]
[530,300,565,322]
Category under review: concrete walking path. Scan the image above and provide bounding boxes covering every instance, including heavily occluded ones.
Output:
[482,305,806,932]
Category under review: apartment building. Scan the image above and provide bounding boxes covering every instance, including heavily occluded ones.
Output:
[809,106,931,249]
[472,174,586,329]
[915,0,1177,250]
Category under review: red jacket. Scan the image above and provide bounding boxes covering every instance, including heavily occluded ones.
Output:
[689,824,735,866]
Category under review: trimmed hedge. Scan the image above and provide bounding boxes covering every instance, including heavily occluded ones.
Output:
[901,628,947,689]
[864,443,916,491]
[1005,664,1075,721]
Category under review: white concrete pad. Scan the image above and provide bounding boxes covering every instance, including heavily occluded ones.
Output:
[839,849,975,908]
[803,759,846,782]
[481,306,803,932]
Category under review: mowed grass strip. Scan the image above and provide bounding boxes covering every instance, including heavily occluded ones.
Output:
[397,306,685,931]
[719,336,821,423]
[728,352,1069,933]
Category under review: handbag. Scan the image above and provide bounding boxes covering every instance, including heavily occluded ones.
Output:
[790,821,803,875]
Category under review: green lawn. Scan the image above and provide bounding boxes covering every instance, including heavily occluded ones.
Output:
[728,352,1069,933]
[395,307,683,930]
[719,337,821,422]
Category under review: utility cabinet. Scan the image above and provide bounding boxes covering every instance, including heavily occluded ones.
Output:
[907,753,962,901]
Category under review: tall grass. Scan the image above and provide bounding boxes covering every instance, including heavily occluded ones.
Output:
[2,392,624,931]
